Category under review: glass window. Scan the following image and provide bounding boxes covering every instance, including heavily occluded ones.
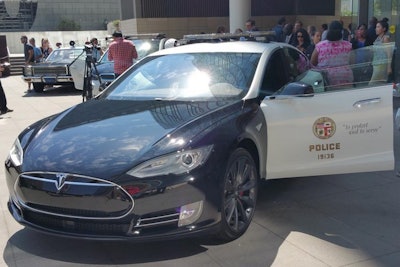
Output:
[103,52,261,101]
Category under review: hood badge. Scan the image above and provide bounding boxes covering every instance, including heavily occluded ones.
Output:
[55,173,68,191]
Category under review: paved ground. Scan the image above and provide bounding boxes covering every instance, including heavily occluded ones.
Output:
[0,76,400,267]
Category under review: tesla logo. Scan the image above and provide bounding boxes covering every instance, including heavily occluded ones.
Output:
[55,173,68,191]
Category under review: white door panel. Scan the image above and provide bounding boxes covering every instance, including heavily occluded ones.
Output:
[262,84,394,179]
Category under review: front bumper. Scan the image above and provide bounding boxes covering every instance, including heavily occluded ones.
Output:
[22,75,74,84]
[5,162,222,241]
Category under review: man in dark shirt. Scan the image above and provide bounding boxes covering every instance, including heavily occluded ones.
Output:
[20,35,34,92]
[367,16,378,45]
[0,64,12,115]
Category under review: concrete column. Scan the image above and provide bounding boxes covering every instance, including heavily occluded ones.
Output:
[229,0,251,33]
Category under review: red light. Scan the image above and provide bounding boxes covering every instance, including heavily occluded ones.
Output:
[123,185,141,196]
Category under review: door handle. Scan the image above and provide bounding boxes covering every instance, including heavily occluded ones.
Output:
[353,98,381,108]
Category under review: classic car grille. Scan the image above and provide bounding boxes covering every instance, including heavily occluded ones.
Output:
[32,67,68,75]
[17,172,134,219]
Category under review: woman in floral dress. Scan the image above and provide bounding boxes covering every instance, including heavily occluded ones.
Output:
[310,20,353,87]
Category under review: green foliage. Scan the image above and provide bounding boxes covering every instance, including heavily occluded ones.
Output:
[58,18,81,31]
[112,19,120,28]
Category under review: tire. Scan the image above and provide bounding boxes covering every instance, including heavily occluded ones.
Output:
[33,83,45,93]
[216,148,258,241]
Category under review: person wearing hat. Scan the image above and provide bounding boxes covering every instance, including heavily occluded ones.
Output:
[108,31,138,77]
[310,20,353,87]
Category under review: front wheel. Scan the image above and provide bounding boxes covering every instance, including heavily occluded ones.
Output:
[216,148,258,241]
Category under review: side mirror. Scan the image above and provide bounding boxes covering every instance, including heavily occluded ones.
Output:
[280,82,314,96]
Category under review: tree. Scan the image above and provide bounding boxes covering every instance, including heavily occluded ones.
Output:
[58,18,81,31]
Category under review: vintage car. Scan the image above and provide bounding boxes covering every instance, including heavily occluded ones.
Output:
[70,33,168,97]
[22,47,84,93]
[5,38,394,242]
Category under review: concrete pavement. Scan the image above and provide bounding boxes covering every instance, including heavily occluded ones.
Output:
[0,75,400,267]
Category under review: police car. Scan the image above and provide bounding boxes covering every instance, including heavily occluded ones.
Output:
[5,32,394,242]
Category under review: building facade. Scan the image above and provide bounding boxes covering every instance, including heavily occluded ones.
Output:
[0,0,120,31]
[118,0,399,39]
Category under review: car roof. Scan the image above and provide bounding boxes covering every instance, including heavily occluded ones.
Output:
[150,41,286,56]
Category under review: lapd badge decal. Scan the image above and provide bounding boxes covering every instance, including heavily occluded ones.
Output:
[313,117,336,139]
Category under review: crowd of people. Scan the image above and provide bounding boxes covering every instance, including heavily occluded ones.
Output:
[274,16,394,86]
[225,16,393,87]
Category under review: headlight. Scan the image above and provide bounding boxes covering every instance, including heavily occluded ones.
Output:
[9,139,23,166]
[128,145,213,178]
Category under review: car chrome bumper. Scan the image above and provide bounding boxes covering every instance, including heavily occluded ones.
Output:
[22,76,74,84]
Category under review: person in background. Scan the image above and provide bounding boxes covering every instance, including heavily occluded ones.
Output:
[0,64,13,115]
[288,20,303,46]
[307,25,317,38]
[245,18,259,32]
[320,23,328,41]
[216,25,226,33]
[311,20,353,87]
[369,19,392,85]
[305,30,321,59]
[367,16,378,45]
[108,31,138,78]
[55,42,62,49]
[283,23,294,44]
[40,38,53,60]
[90,37,103,62]
[350,23,373,86]
[29,37,42,63]
[273,17,286,42]
[20,35,34,92]
[292,28,311,53]
[340,20,350,41]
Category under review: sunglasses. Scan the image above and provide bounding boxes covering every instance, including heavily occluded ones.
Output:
[297,35,304,38]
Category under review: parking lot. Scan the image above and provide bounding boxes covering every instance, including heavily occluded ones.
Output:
[1,75,400,267]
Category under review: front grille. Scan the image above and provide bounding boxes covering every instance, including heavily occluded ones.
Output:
[17,172,134,219]
[32,67,68,75]
[24,209,130,236]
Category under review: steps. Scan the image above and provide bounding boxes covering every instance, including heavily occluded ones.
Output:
[9,55,24,76]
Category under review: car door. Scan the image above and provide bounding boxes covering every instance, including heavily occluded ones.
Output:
[260,53,394,179]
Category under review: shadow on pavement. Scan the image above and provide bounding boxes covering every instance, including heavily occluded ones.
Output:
[4,229,209,265]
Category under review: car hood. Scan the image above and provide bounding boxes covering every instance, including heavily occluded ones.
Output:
[22,99,239,178]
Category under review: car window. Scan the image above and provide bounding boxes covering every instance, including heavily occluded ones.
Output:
[46,48,83,63]
[277,42,395,94]
[103,52,261,100]
[283,47,310,80]
[99,39,162,64]
[260,50,288,97]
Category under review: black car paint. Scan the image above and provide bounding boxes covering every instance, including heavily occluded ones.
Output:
[5,97,266,240]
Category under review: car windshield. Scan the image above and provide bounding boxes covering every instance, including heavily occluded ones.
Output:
[101,52,261,101]
[45,48,84,63]
[99,39,162,64]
